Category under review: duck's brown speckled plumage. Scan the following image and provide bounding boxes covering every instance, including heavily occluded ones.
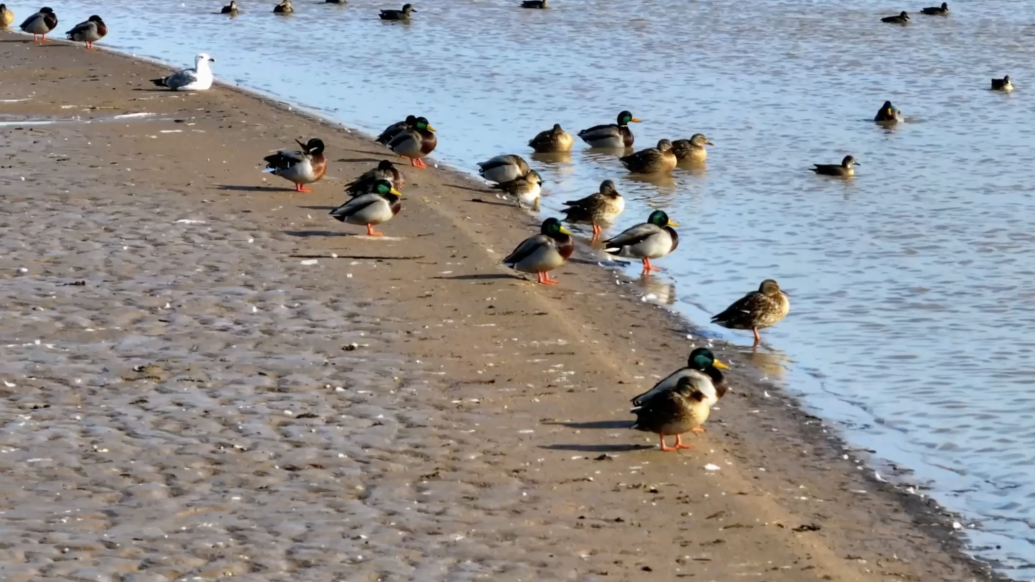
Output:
[620,139,677,174]
[711,279,790,345]
[528,123,574,153]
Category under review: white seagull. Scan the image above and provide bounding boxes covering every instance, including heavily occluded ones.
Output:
[150,53,216,91]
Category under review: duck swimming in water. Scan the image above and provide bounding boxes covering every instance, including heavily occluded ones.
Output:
[528,124,574,153]
[920,2,948,15]
[811,155,858,177]
[672,134,714,162]
[881,11,909,24]
[380,3,415,20]
[521,0,548,8]
[874,100,900,123]
[992,76,1013,92]
[274,0,293,14]
[221,1,239,14]
[0,4,15,29]
[578,111,641,149]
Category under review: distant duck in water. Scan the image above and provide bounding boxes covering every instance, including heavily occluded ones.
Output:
[221,1,239,14]
[528,124,574,153]
[326,0,348,3]
[380,3,415,20]
[874,100,900,123]
[502,218,574,285]
[881,11,909,24]
[578,110,641,149]
[920,2,948,15]
[561,179,625,242]
[0,4,15,29]
[631,375,713,452]
[711,279,790,346]
[274,0,293,14]
[521,0,548,8]
[330,180,402,237]
[263,138,327,192]
[603,210,679,275]
[672,134,714,162]
[345,160,405,197]
[620,139,677,174]
[992,76,1013,92]
[811,155,858,177]
[388,117,436,168]
[478,154,530,184]
[65,15,106,50]
[20,6,57,42]
[492,170,543,211]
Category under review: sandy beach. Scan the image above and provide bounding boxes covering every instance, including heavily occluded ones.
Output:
[0,35,1002,582]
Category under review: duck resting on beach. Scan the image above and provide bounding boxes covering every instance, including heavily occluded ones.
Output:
[150,53,216,91]
[631,375,713,452]
[992,75,1013,92]
[620,139,678,174]
[874,100,900,123]
[0,4,15,29]
[345,160,405,197]
[561,179,625,242]
[711,279,790,346]
[521,0,548,8]
[387,117,436,168]
[20,7,57,42]
[528,124,574,153]
[274,0,293,14]
[263,138,327,192]
[920,2,948,15]
[380,3,415,20]
[221,1,239,14]
[492,169,543,211]
[578,111,641,149]
[881,11,909,24]
[377,115,417,145]
[478,154,530,184]
[603,210,678,275]
[330,179,402,237]
[65,15,106,50]
[503,218,574,285]
[811,155,858,177]
[632,347,730,413]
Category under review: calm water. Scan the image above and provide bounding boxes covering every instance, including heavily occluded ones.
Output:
[21,0,1035,576]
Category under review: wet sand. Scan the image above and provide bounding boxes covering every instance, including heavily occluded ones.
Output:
[0,36,1002,581]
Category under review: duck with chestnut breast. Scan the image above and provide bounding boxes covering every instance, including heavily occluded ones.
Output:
[672,134,714,162]
[65,15,106,50]
[992,76,1013,92]
[874,100,900,123]
[881,11,909,24]
[0,4,15,29]
[274,0,293,13]
[631,375,713,452]
[632,348,730,411]
[221,1,239,14]
[478,154,530,184]
[503,218,574,285]
[20,7,57,42]
[811,155,858,177]
[492,169,542,211]
[345,160,405,197]
[620,139,677,174]
[920,2,948,15]
[388,117,436,168]
[263,138,327,192]
[528,123,574,153]
[603,210,678,275]
[561,179,625,242]
[376,115,416,145]
[380,3,415,20]
[330,180,402,237]
[578,110,641,149]
[711,279,790,346]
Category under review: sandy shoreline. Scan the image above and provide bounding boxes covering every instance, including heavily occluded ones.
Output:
[0,34,1003,581]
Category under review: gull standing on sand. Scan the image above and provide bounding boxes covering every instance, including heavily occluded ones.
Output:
[503,218,574,285]
[711,279,790,347]
[150,53,216,91]
[0,4,15,29]
[263,138,327,192]
[330,180,402,237]
[65,15,107,50]
[603,210,679,275]
[20,6,57,42]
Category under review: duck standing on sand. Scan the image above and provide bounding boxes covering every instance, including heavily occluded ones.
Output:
[330,180,402,237]
[388,117,436,168]
[222,1,239,14]
[345,160,405,197]
[478,154,530,184]
[492,170,543,210]
[578,111,641,149]
[631,375,714,452]
[528,124,574,153]
[503,218,574,285]
[65,15,106,50]
[711,279,790,346]
[380,3,415,20]
[874,100,900,123]
[0,5,15,29]
[672,134,714,162]
[603,210,678,275]
[811,155,858,177]
[521,0,548,8]
[992,76,1013,92]
[632,347,730,419]
[20,7,57,42]
[620,139,677,174]
[263,138,327,192]
[377,115,417,145]
[881,11,909,24]
[920,2,948,15]
[561,179,625,242]
[150,53,216,91]
[274,0,293,14]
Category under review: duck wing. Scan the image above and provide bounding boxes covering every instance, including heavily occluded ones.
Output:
[578,123,619,139]
[603,223,663,253]
[330,193,380,221]
[502,234,552,267]
[264,149,306,170]
[711,291,767,328]
[631,369,715,407]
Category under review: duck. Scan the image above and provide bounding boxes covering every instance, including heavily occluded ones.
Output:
[603,210,678,275]
[881,11,909,24]
[521,0,548,8]
[874,100,900,123]
[326,0,347,3]
[65,15,106,50]
[376,115,417,145]
[263,138,327,192]
[920,2,948,15]
[0,4,15,29]
[992,76,1013,92]
[388,117,436,168]
[528,124,574,153]
[380,3,415,20]
[150,53,216,92]
[578,111,641,149]
[561,179,625,242]
[631,348,730,412]
[502,218,574,285]
[477,154,530,183]
[811,155,858,177]
[672,134,714,162]
[345,160,405,197]
[711,279,790,346]
[330,180,402,237]
[20,7,57,42]
[492,170,542,211]
[221,1,239,14]
[274,0,293,14]
[620,139,677,174]
[631,375,713,452]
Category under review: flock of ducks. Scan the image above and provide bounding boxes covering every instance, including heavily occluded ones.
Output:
[2,5,107,48]
[219,0,416,20]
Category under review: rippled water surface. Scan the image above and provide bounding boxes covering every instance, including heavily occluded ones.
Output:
[23,0,1035,576]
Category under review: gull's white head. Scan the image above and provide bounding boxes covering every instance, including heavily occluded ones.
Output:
[195,53,216,65]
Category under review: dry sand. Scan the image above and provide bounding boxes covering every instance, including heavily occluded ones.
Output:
[0,35,1003,581]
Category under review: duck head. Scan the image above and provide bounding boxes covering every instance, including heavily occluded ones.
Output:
[687,348,729,371]
[599,179,619,197]
[541,217,573,239]
[841,155,858,168]
[373,179,402,197]
[402,3,416,13]
[759,279,784,296]
[294,138,325,155]
[415,116,436,132]
[690,133,714,146]
[617,110,642,126]
[656,139,673,152]
[647,210,677,228]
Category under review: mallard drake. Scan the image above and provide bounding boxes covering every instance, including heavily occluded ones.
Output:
[603,210,678,275]
[881,11,909,24]
[150,53,216,91]
[20,7,57,42]
[920,2,948,15]
[330,180,402,237]
[65,15,106,49]
[992,76,1013,92]
[376,115,416,145]
[578,111,641,149]
[503,218,574,285]
[521,0,548,8]
[274,0,293,14]
[631,375,713,451]
[711,279,790,346]
[380,3,415,20]
[263,138,327,192]
[874,100,900,123]
[0,5,15,28]
[632,348,730,411]
[478,154,530,183]
[811,155,858,177]
[561,179,625,241]
[672,134,714,162]
[620,139,677,174]
[388,117,436,168]
[345,160,405,197]
[528,124,574,153]
[221,1,239,14]
[492,170,542,210]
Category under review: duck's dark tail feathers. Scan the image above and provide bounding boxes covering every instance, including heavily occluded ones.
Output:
[150,77,167,87]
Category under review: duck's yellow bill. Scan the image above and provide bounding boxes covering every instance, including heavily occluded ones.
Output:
[667,219,679,227]
[630,117,643,123]
[426,125,437,132]
[390,188,402,197]
[559,226,573,235]
[713,359,730,370]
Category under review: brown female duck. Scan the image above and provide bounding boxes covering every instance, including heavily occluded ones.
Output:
[672,134,714,162]
[620,139,677,174]
[561,179,625,242]
[528,124,574,153]
[711,279,790,346]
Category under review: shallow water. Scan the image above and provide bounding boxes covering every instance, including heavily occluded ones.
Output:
[17,0,1035,576]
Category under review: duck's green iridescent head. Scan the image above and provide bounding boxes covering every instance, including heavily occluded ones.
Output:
[373,179,402,197]
[617,110,642,126]
[648,210,678,228]
[541,217,573,238]
[688,348,729,371]
[415,116,436,132]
